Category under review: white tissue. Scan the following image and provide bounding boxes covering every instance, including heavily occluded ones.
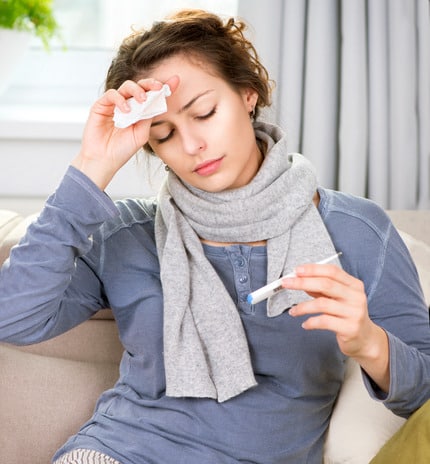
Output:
[113,84,172,128]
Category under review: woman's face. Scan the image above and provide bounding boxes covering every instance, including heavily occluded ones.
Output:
[147,54,261,192]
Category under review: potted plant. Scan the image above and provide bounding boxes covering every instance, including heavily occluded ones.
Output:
[0,0,59,48]
[0,0,60,94]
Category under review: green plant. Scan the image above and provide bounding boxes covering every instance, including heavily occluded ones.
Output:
[0,0,59,48]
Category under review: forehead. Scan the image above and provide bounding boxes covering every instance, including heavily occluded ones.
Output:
[152,56,237,115]
[146,53,219,81]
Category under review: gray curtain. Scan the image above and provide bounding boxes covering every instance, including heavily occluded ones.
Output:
[238,0,430,209]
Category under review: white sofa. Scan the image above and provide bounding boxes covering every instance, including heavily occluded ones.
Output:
[0,208,429,464]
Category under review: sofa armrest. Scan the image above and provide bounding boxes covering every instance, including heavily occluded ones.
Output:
[387,210,430,247]
[0,209,40,265]
[0,210,24,264]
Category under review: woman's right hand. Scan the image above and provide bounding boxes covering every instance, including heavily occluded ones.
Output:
[71,75,179,190]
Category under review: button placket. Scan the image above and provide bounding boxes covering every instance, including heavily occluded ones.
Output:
[227,246,253,314]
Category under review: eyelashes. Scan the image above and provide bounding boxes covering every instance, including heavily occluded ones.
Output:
[196,107,217,120]
[155,106,217,144]
[156,132,174,144]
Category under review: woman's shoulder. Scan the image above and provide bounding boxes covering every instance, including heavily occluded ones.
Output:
[317,188,396,294]
[99,197,158,240]
[317,187,392,241]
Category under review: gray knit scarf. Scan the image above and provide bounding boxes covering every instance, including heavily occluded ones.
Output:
[155,122,338,402]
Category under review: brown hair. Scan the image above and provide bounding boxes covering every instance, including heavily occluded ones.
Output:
[105,9,273,119]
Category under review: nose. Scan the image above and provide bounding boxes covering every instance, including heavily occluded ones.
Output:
[180,128,206,155]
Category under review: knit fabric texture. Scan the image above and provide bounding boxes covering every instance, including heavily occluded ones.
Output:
[155,121,338,402]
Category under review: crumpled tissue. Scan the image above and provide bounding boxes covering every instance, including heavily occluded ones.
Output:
[113,84,172,128]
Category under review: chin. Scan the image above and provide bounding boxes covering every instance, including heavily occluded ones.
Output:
[200,185,227,193]
[190,176,231,193]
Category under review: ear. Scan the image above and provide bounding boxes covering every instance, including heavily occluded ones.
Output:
[241,87,258,113]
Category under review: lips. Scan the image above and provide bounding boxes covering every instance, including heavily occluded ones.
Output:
[194,157,224,176]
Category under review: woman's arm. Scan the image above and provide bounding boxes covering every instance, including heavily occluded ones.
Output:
[0,167,118,344]
[286,216,430,416]
[71,76,179,190]
[0,75,178,344]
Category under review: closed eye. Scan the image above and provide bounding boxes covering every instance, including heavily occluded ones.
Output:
[154,106,216,144]
[156,130,174,144]
[196,106,217,120]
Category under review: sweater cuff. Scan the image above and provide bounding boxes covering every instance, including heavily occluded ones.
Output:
[362,331,427,415]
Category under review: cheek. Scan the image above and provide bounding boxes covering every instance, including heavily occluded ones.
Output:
[157,152,177,168]
[212,107,251,146]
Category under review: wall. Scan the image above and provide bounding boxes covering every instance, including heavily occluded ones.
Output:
[0,104,165,215]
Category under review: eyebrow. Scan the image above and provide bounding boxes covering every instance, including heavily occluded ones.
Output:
[150,89,214,127]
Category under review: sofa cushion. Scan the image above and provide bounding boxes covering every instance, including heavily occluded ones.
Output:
[323,358,406,463]
[387,210,430,246]
[398,230,430,305]
[0,343,119,464]
[0,210,23,264]
[11,318,123,364]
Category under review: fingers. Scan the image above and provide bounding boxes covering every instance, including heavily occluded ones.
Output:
[285,264,368,333]
[120,78,164,101]
[283,263,364,299]
[165,75,180,93]
[104,78,161,115]
[96,88,130,114]
[295,262,360,289]
[119,75,179,104]
[96,77,166,114]
[98,75,179,120]
[273,249,376,363]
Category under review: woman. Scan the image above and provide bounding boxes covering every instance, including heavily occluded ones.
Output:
[0,9,429,464]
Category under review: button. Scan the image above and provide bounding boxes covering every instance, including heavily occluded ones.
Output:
[235,258,245,267]
[239,275,248,284]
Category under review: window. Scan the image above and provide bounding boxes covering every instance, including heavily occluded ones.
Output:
[4,0,238,108]
[47,0,238,49]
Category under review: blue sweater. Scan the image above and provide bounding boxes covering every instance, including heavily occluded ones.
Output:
[1,166,429,464]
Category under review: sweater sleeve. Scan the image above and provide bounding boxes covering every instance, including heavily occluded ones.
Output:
[362,332,430,418]
[362,222,430,417]
[0,166,119,344]
[319,188,430,418]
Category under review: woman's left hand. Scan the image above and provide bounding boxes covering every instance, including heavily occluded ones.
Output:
[286,263,390,391]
